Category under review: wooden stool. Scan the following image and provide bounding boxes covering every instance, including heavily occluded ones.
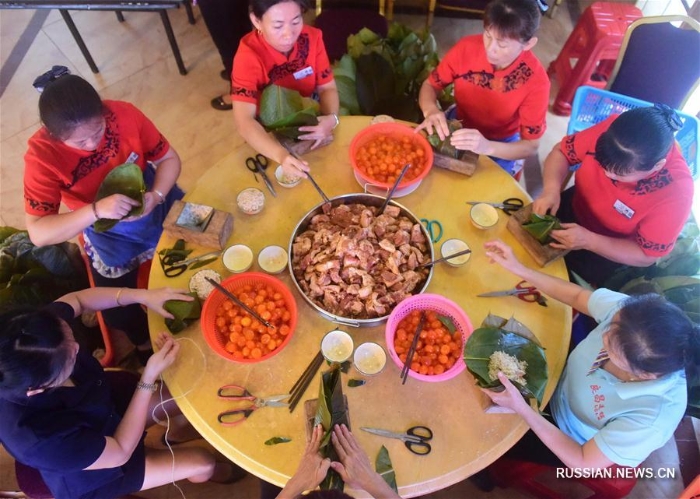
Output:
[489,458,638,499]
[549,2,642,116]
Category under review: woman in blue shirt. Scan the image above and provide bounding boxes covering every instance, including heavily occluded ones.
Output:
[0,287,239,499]
[481,239,700,470]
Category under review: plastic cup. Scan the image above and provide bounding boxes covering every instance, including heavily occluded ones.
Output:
[353,342,387,376]
[470,203,499,229]
[321,329,354,363]
[258,245,288,274]
[440,239,471,267]
[223,244,253,273]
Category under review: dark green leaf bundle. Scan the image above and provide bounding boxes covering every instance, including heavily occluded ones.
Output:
[464,314,548,405]
[163,292,201,333]
[259,85,318,140]
[314,365,349,491]
[522,213,562,244]
[264,436,291,446]
[427,120,462,159]
[93,163,145,233]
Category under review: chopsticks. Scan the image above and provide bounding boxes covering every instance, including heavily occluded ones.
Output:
[400,311,426,385]
[288,150,330,203]
[379,163,411,213]
[205,277,275,330]
[306,171,330,203]
[288,350,325,412]
[417,249,473,268]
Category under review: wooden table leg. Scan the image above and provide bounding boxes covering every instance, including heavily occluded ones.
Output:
[183,0,195,24]
[159,10,187,75]
[59,9,99,74]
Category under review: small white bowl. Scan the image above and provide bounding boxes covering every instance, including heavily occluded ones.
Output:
[440,239,471,267]
[353,342,387,376]
[189,269,221,300]
[236,187,265,215]
[223,244,253,273]
[321,329,354,363]
[470,203,499,229]
[274,165,302,188]
[258,245,288,274]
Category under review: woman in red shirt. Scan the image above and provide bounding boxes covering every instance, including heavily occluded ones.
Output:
[232,0,339,177]
[416,0,549,177]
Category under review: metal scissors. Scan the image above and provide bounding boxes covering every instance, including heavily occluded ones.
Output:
[477,280,548,307]
[217,384,290,426]
[361,426,433,455]
[245,154,277,197]
[420,218,443,243]
[466,197,524,216]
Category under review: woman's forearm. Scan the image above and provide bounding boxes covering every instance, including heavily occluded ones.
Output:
[150,147,181,197]
[418,80,441,117]
[585,233,658,267]
[540,146,571,195]
[509,265,591,314]
[234,106,291,165]
[25,209,96,247]
[60,287,148,317]
[488,138,539,161]
[317,81,339,116]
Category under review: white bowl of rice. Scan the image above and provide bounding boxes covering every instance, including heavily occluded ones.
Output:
[237,187,265,215]
[274,165,302,188]
[189,269,221,300]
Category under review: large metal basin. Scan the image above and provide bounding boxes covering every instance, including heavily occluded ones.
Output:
[288,193,434,327]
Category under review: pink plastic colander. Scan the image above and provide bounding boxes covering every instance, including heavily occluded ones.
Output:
[385,293,473,382]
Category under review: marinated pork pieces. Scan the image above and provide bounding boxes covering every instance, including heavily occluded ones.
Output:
[291,203,431,319]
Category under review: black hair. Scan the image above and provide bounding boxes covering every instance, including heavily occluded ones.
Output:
[0,307,73,396]
[38,73,103,141]
[610,294,700,383]
[249,0,309,19]
[484,0,541,42]
[594,105,682,175]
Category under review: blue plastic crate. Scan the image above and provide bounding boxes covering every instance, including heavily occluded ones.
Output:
[568,86,699,179]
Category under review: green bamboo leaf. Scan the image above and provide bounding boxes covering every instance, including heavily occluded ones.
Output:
[522,213,562,244]
[315,366,348,491]
[347,379,366,388]
[376,446,398,493]
[163,292,201,333]
[437,314,457,335]
[464,322,548,406]
[264,436,291,446]
[93,163,145,233]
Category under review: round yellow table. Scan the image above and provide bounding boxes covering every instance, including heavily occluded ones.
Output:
[148,116,571,498]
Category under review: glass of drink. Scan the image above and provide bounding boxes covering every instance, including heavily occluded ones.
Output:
[353,342,387,376]
[321,329,354,363]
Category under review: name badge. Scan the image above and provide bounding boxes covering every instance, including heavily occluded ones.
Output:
[126,152,139,164]
[613,199,635,219]
[293,66,314,80]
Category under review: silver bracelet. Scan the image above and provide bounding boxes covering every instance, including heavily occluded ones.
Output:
[329,113,339,130]
[152,189,166,204]
[136,380,158,392]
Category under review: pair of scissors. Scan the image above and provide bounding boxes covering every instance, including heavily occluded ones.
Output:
[420,218,443,243]
[217,384,290,426]
[477,280,548,307]
[466,197,524,216]
[361,426,433,455]
[245,154,277,197]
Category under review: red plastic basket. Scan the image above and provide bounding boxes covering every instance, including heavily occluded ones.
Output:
[385,294,473,382]
[201,272,297,363]
[349,122,434,189]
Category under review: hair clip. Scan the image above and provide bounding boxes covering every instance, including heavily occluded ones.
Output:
[32,65,71,93]
[653,103,683,132]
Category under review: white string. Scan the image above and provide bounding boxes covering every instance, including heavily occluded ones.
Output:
[149,336,208,499]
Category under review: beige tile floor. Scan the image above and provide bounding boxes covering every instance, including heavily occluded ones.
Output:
[0,2,693,498]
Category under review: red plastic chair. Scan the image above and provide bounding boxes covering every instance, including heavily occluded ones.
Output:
[77,235,152,367]
[489,458,638,499]
[549,2,642,116]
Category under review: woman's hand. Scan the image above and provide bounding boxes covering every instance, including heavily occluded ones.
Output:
[298,115,336,150]
[532,189,561,216]
[415,110,449,140]
[450,128,493,155]
[142,332,179,383]
[484,240,527,276]
[281,154,310,179]
[480,372,531,415]
[279,424,331,498]
[549,223,591,251]
[140,288,194,318]
[123,191,159,221]
[330,424,381,492]
[94,194,141,221]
